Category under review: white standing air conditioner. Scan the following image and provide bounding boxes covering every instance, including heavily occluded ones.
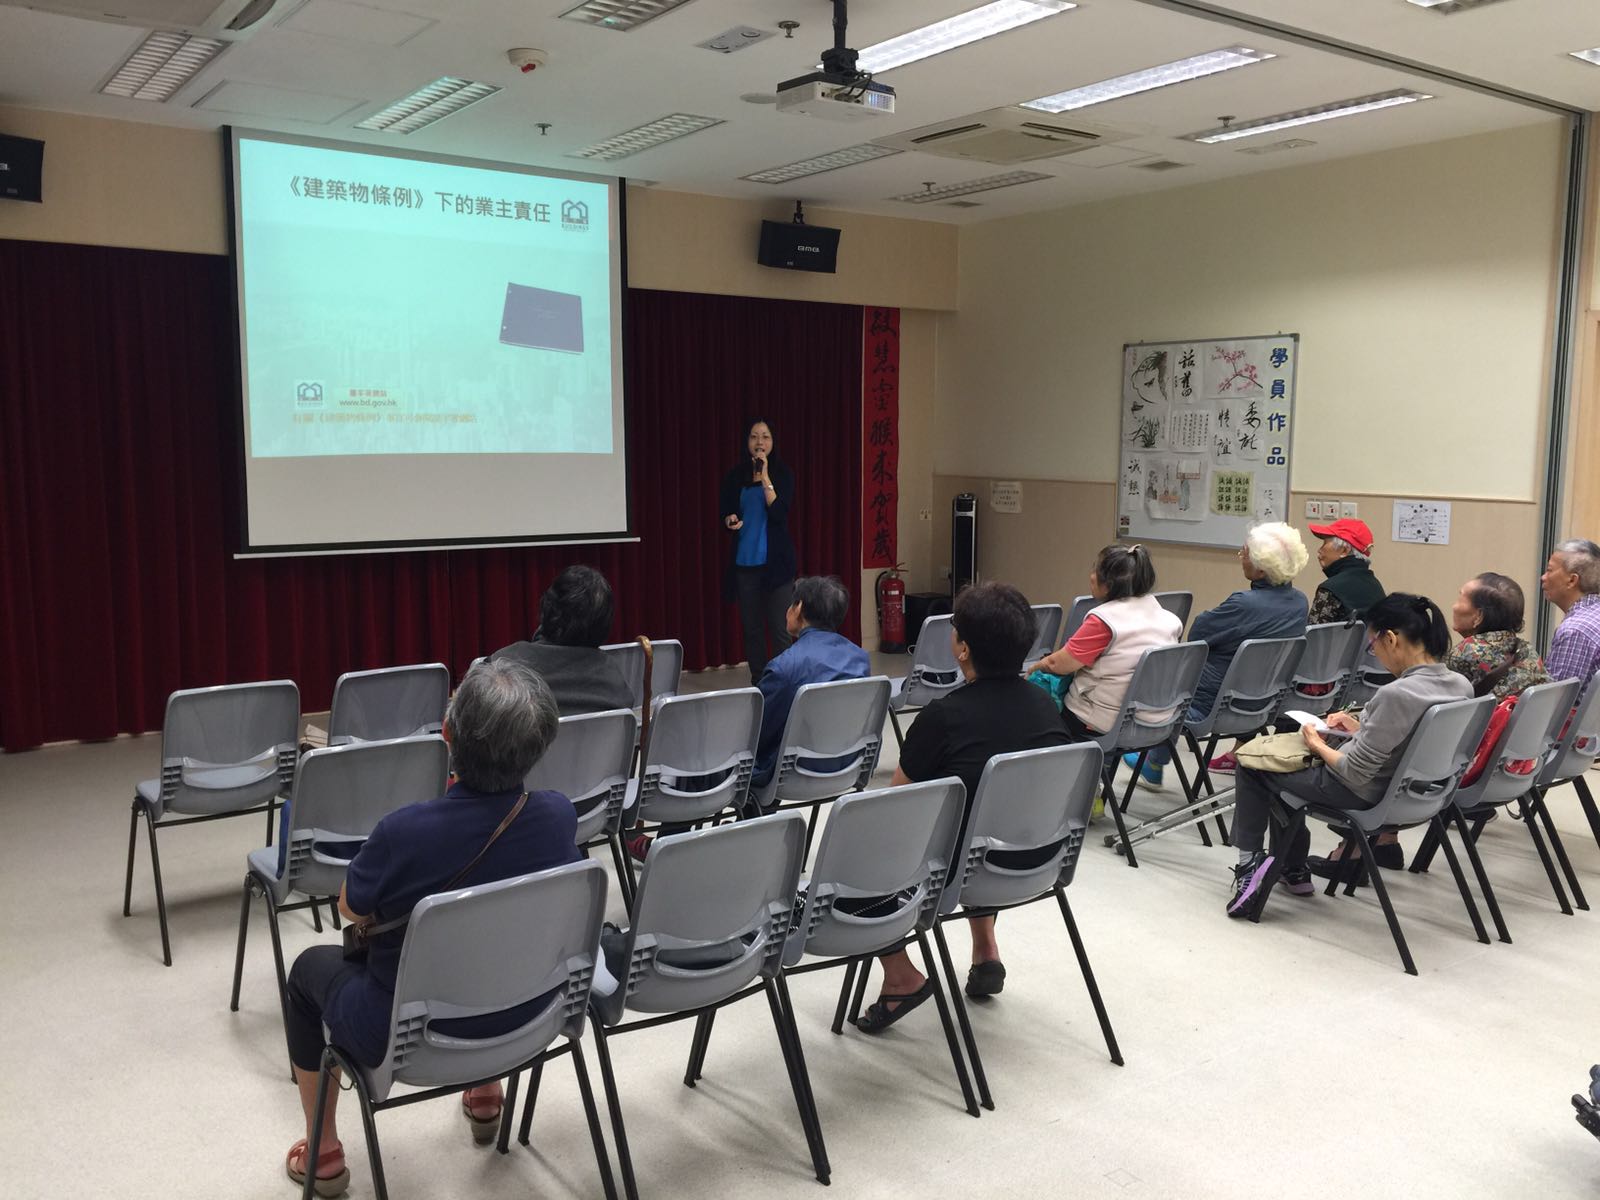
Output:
[2,0,283,38]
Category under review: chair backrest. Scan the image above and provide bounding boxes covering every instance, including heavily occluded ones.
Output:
[1339,638,1395,709]
[1539,668,1600,786]
[943,743,1104,914]
[525,709,639,844]
[1288,623,1364,716]
[895,614,963,708]
[787,778,966,965]
[599,813,807,1023]
[367,859,608,1101]
[600,639,686,711]
[156,680,301,815]
[1154,590,1193,632]
[1096,642,1210,752]
[751,676,891,810]
[1024,604,1064,665]
[1454,678,1580,810]
[328,663,450,745]
[1360,696,1495,829]
[1190,637,1306,738]
[636,688,763,825]
[1060,594,1095,644]
[282,735,450,897]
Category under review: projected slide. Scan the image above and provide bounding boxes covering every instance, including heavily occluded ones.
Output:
[237,138,614,458]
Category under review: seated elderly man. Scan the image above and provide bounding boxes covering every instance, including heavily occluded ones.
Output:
[753,575,870,789]
[1542,538,1600,685]
[1307,517,1385,625]
[491,564,633,716]
[1127,522,1310,789]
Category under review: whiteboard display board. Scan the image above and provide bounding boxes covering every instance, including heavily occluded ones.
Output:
[1116,334,1298,550]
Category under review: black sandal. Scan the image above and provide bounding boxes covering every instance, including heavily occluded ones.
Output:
[855,980,934,1034]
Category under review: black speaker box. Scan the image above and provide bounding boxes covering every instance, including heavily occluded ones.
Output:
[952,493,977,594]
[757,220,841,273]
[0,135,43,203]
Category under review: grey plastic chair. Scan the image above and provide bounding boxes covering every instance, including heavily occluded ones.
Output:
[1340,639,1396,709]
[1257,695,1495,975]
[1060,594,1096,644]
[842,744,1119,1110]
[888,613,963,748]
[1286,622,1364,717]
[526,708,640,897]
[1092,641,1210,867]
[302,859,615,1200]
[1154,590,1193,632]
[748,676,891,848]
[123,680,300,966]
[601,639,685,711]
[588,813,824,1200]
[229,734,450,1069]
[1411,677,1586,933]
[1535,668,1600,851]
[1022,603,1065,672]
[327,663,449,745]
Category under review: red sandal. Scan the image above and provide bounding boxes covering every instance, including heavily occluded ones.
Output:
[285,1138,349,1197]
[462,1083,504,1145]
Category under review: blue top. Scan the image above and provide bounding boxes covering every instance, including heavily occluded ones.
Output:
[327,781,581,1067]
[754,627,872,785]
[1187,579,1309,719]
[735,485,769,567]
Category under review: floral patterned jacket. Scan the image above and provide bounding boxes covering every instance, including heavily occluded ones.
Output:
[1445,629,1550,699]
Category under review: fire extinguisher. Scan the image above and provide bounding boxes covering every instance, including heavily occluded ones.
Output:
[876,566,907,654]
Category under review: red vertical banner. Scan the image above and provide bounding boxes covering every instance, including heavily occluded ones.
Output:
[862,306,900,568]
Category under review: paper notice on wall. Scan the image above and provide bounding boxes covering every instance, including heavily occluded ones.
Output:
[1167,407,1212,454]
[990,480,1023,513]
[1212,470,1253,517]
[1254,483,1282,521]
[1120,455,1145,515]
[1123,345,1170,451]
[1146,456,1206,522]
[1171,344,1202,404]
[1393,499,1451,544]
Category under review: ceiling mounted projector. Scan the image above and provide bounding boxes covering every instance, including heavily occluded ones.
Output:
[775,0,896,121]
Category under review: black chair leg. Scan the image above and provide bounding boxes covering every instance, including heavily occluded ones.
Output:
[1118,750,1149,814]
[1454,808,1511,943]
[571,1043,620,1200]
[608,834,635,910]
[847,954,872,1026]
[590,1016,639,1200]
[350,1066,388,1200]
[265,797,275,847]
[1351,826,1417,976]
[1408,820,1442,874]
[229,875,254,1011]
[309,896,323,934]
[775,974,831,1180]
[1573,775,1600,852]
[327,899,341,930]
[1163,747,1210,846]
[1531,792,1589,911]
[1100,772,1139,868]
[914,932,979,1116]
[684,1009,715,1086]
[933,922,992,1111]
[1433,816,1489,944]
[765,978,830,1184]
[1518,794,1575,915]
[516,1057,546,1146]
[123,802,141,917]
[498,1068,521,1155]
[1056,890,1123,1065]
[831,960,858,1035]
[301,1053,336,1200]
[142,807,173,967]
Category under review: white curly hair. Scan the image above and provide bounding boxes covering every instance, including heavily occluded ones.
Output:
[1244,522,1309,585]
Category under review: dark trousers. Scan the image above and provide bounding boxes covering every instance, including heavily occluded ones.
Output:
[1232,764,1376,864]
[734,570,794,681]
[286,944,360,1072]
[1061,708,1102,743]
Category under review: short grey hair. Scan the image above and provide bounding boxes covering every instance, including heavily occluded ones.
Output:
[445,659,558,793]
[1244,522,1309,586]
[1327,536,1370,564]
[1556,539,1600,595]
[792,575,850,632]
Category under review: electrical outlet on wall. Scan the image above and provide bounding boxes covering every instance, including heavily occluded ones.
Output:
[919,508,931,521]
[1305,500,1323,520]
[1321,499,1340,519]
[1340,501,1359,519]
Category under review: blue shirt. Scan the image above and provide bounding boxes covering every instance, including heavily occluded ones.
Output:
[1187,580,1309,719]
[735,485,769,567]
[327,781,581,1067]
[754,627,872,785]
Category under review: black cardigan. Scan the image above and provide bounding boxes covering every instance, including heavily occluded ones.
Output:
[719,456,797,597]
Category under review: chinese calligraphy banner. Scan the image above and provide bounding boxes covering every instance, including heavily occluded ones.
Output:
[863,307,900,568]
[1117,334,1297,549]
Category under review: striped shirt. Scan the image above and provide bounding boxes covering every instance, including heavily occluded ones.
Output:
[1547,594,1600,684]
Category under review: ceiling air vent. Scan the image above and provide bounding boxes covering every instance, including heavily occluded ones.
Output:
[877,106,1133,165]
[2,0,284,38]
[1133,159,1190,171]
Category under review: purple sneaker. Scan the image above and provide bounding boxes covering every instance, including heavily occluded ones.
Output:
[1226,852,1274,918]
[1280,866,1316,897]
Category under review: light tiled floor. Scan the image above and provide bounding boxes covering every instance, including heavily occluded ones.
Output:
[6,664,1600,1199]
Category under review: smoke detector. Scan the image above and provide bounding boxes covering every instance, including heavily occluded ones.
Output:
[507,48,549,73]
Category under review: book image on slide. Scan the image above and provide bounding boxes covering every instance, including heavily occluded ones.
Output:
[500,283,585,353]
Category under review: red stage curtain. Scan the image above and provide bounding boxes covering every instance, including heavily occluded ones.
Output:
[0,240,862,751]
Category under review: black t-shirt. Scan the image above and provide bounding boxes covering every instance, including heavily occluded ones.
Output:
[899,675,1071,801]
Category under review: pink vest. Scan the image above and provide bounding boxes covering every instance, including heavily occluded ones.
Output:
[1065,594,1184,734]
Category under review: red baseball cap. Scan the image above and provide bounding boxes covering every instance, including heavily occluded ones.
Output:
[1309,517,1374,555]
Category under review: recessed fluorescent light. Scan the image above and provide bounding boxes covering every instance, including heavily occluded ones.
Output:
[1022,45,1275,113]
[100,31,226,102]
[356,77,500,133]
[1570,48,1600,67]
[1404,0,1510,12]
[741,143,902,184]
[852,0,1075,75]
[568,113,723,161]
[889,170,1052,203]
[1184,89,1432,143]
[560,0,698,31]
[1236,138,1317,155]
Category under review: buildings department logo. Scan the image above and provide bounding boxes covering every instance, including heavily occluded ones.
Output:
[296,381,324,409]
[561,199,590,231]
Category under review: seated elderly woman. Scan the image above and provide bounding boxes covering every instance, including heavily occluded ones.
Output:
[856,582,1069,1031]
[491,564,633,715]
[1225,593,1471,918]
[1033,543,1183,742]
[281,660,580,1196]
[1126,522,1309,788]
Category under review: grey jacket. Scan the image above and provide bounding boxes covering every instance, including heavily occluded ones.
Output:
[1330,662,1473,801]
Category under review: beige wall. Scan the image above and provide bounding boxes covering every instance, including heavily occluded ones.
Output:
[932,122,1568,630]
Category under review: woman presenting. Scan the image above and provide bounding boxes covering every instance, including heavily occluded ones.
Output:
[720,418,797,682]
